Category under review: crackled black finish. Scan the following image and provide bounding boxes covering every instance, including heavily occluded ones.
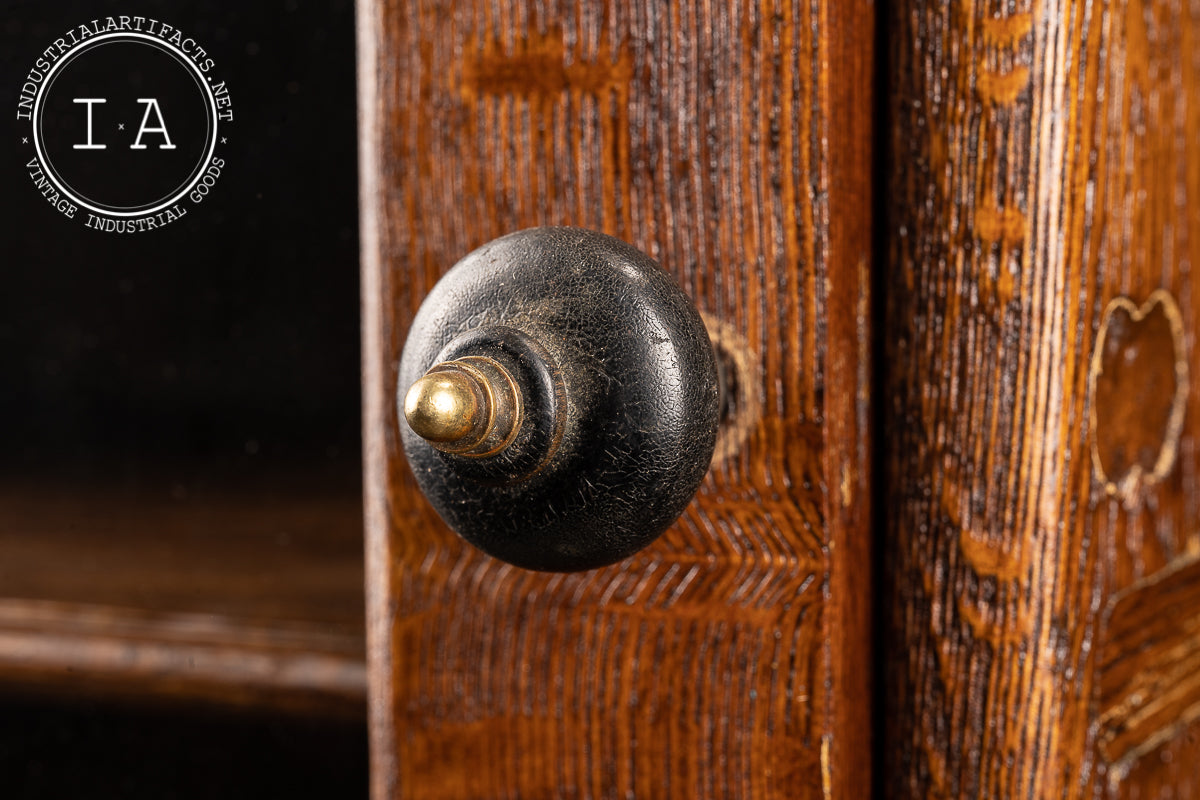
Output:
[398,227,720,572]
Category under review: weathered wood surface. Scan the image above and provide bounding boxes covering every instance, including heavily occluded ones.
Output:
[0,478,366,715]
[359,1,872,797]
[886,1,1200,797]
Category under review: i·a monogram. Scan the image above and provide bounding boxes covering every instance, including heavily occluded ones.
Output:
[73,97,176,150]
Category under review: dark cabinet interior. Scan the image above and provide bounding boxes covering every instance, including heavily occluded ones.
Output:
[1,692,367,798]
[0,0,367,793]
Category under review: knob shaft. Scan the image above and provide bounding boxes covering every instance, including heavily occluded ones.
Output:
[404,366,488,445]
[404,357,522,456]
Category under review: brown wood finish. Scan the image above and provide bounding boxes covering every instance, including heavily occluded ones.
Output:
[358,1,872,797]
[886,1,1200,797]
[0,478,366,715]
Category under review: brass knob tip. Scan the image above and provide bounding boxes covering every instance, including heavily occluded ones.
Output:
[404,370,485,444]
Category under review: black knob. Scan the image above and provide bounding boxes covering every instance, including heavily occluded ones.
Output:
[398,227,719,572]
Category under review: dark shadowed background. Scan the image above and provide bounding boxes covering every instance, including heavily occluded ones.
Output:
[0,0,366,795]
[1,0,360,480]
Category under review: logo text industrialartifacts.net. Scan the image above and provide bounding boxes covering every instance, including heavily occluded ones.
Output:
[17,16,233,233]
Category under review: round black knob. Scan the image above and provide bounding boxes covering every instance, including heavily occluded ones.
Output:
[398,227,719,572]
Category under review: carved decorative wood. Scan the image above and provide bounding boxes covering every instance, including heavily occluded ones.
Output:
[886,0,1200,797]
[358,1,872,797]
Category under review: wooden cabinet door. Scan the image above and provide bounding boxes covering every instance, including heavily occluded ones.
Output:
[357,1,872,797]
[886,1,1200,798]
[360,0,1200,797]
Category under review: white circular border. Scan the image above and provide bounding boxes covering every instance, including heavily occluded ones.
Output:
[30,30,220,218]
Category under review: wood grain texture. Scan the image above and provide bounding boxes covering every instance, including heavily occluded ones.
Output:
[0,478,366,715]
[886,0,1200,797]
[358,1,872,797]
[1096,555,1200,789]
[0,600,366,717]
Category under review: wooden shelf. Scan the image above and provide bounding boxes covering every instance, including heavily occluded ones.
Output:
[0,474,366,716]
